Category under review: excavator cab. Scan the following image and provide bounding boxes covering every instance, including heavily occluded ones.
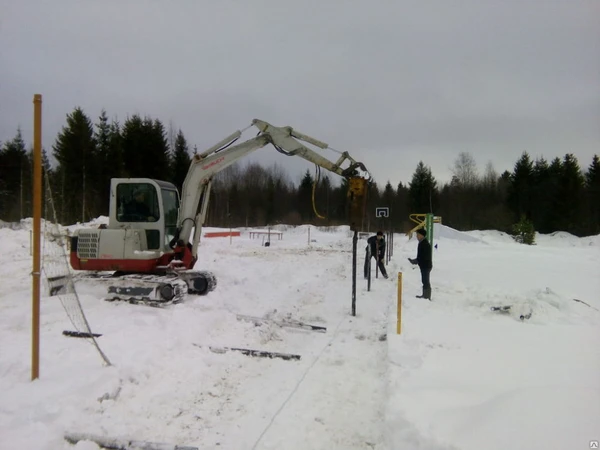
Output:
[70,178,182,275]
[109,178,180,252]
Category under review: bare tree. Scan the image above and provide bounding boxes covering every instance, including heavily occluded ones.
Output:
[482,161,498,189]
[167,119,177,154]
[451,152,479,187]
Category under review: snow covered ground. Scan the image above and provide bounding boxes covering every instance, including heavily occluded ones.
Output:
[0,219,598,450]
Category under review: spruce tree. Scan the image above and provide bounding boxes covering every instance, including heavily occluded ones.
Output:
[107,119,124,178]
[556,153,585,233]
[584,155,600,234]
[365,181,381,230]
[297,170,315,222]
[408,161,438,213]
[52,107,97,223]
[331,177,350,224]
[150,118,172,181]
[508,152,534,221]
[0,129,30,220]
[395,181,409,230]
[531,157,552,232]
[543,157,564,231]
[94,109,113,214]
[121,114,144,177]
[171,129,191,193]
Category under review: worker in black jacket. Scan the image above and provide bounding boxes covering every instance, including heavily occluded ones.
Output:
[408,228,433,299]
[365,231,388,279]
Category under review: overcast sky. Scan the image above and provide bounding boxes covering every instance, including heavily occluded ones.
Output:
[1,0,598,187]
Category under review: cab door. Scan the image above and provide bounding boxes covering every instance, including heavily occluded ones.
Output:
[109,179,165,252]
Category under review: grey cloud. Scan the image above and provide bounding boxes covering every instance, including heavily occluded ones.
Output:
[1,0,598,188]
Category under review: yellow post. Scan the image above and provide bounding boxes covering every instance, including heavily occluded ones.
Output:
[32,94,42,380]
[397,272,402,334]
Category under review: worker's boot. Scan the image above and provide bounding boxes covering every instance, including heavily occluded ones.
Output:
[416,289,425,299]
[424,287,432,300]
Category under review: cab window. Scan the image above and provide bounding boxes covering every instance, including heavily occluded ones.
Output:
[117,183,160,222]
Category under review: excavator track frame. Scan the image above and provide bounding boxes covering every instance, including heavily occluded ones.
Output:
[73,270,217,308]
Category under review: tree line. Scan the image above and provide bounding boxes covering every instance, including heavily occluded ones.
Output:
[0,107,598,237]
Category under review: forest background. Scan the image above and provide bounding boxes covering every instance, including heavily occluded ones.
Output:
[1,107,598,237]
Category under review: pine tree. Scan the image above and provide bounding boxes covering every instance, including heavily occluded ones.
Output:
[94,109,113,215]
[265,174,277,225]
[107,119,124,178]
[331,177,350,224]
[150,118,172,181]
[586,155,600,186]
[121,114,144,178]
[556,153,585,233]
[508,152,534,221]
[584,155,600,234]
[531,157,552,232]
[121,115,171,180]
[0,129,30,220]
[297,170,315,222]
[171,129,191,193]
[395,181,409,231]
[52,107,97,223]
[312,173,332,224]
[408,161,438,213]
[365,181,382,230]
[382,181,395,207]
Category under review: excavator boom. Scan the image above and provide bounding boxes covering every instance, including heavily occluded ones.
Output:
[175,119,370,259]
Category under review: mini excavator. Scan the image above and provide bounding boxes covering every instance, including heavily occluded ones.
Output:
[69,119,370,306]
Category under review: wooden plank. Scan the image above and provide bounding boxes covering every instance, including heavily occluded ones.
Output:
[204,231,241,238]
[63,330,102,338]
[193,343,301,361]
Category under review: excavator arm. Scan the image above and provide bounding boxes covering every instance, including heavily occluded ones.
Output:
[172,119,371,263]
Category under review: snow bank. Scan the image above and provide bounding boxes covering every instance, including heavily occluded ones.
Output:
[536,230,600,248]
[0,219,25,230]
[433,223,483,244]
[463,229,517,245]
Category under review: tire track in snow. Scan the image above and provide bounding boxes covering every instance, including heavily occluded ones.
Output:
[249,270,392,450]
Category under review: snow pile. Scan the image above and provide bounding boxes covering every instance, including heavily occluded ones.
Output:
[0,219,25,230]
[463,229,517,246]
[432,223,484,244]
[536,230,600,248]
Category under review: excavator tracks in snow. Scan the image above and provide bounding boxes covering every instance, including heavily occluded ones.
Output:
[73,270,217,308]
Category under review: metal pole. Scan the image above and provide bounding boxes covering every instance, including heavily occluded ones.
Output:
[32,94,42,381]
[367,247,371,292]
[397,272,403,334]
[385,231,392,264]
[375,238,379,278]
[386,230,390,264]
[352,230,357,316]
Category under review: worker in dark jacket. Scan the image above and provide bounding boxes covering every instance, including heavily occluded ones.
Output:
[408,228,432,299]
[365,231,388,279]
